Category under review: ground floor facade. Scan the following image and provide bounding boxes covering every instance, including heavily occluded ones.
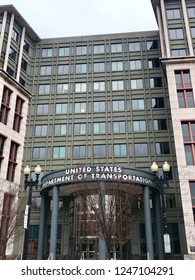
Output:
[13,165,189,260]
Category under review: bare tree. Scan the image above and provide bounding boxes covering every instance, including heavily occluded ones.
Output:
[75,181,140,259]
[0,181,26,259]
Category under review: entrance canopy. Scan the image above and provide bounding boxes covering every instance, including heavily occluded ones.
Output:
[40,165,156,195]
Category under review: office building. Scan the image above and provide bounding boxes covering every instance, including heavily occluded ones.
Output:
[0,0,194,260]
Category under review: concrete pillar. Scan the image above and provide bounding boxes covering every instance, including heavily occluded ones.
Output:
[181,0,194,55]
[37,195,46,260]
[160,0,171,57]
[16,27,26,82]
[3,13,14,71]
[0,11,7,57]
[49,186,59,260]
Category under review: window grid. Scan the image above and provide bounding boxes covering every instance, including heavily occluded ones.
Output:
[0,86,12,125]
[182,122,195,165]
[6,141,19,182]
[175,70,194,108]
[13,96,24,133]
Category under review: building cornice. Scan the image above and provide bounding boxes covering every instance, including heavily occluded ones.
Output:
[0,68,32,99]
[0,5,40,42]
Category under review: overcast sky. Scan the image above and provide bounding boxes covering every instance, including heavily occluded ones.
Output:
[1,0,158,38]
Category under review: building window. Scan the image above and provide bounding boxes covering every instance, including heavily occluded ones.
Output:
[75,83,87,93]
[74,102,86,113]
[132,99,145,110]
[93,81,105,92]
[76,64,87,73]
[150,77,162,88]
[40,66,51,75]
[32,147,46,159]
[131,79,143,89]
[134,143,148,156]
[181,121,195,165]
[59,47,70,56]
[23,41,30,53]
[93,45,105,54]
[172,49,187,56]
[152,97,165,108]
[189,182,195,221]
[93,122,106,134]
[188,7,195,18]
[21,59,28,71]
[111,61,123,71]
[38,84,50,95]
[155,142,170,154]
[113,121,125,133]
[13,96,24,133]
[35,125,48,136]
[190,27,195,38]
[153,119,167,130]
[19,78,25,87]
[55,103,67,114]
[112,80,124,91]
[147,40,158,50]
[148,58,160,68]
[12,29,19,42]
[111,43,122,53]
[41,48,53,57]
[57,83,68,94]
[93,62,105,72]
[53,146,66,159]
[73,146,86,158]
[6,141,19,182]
[113,144,127,156]
[175,70,194,108]
[58,64,69,75]
[0,134,6,169]
[112,100,125,111]
[133,120,146,132]
[9,48,16,61]
[7,67,14,77]
[73,123,86,134]
[129,42,141,52]
[169,28,184,39]
[76,46,87,55]
[130,60,142,70]
[37,104,49,115]
[93,101,105,112]
[166,9,181,19]
[0,86,12,125]
[93,144,106,157]
[54,124,67,135]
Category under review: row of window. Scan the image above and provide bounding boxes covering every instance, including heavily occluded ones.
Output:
[166,7,195,20]
[34,117,166,137]
[38,78,163,95]
[32,141,170,159]
[36,98,166,114]
[169,27,195,40]
[39,62,163,76]
[41,40,159,58]
[0,86,24,132]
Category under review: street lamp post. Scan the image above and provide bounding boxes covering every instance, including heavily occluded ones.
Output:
[150,161,171,258]
[22,163,42,260]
